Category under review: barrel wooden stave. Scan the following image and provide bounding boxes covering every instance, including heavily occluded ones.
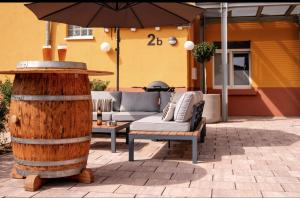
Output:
[9,72,92,178]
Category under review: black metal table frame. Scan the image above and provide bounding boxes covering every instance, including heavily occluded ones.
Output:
[92,122,130,153]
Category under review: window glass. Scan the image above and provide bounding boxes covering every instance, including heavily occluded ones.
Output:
[233,53,250,85]
[67,25,92,37]
[214,53,230,86]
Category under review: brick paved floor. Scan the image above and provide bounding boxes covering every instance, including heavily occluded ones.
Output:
[0,117,300,197]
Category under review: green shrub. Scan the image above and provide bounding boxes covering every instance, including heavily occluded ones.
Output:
[192,42,217,63]
[0,79,12,146]
[90,79,109,91]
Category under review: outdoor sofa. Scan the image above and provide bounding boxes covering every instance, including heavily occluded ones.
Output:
[91,90,206,163]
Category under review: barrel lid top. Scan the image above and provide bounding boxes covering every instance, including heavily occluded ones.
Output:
[0,60,113,76]
[0,69,113,76]
[17,60,87,69]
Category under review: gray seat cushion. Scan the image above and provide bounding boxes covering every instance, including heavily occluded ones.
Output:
[159,92,172,112]
[92,112,113,121]
[91,91,122,111]
[112,112,157,121]
[130,113,191,132]
[120,92,159,112]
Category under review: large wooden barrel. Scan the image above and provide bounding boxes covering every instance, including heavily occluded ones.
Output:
[8,61,92,178]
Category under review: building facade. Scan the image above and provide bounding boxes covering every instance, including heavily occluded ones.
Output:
[0,3,299,116]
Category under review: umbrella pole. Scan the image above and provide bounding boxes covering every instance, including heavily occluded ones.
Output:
[116,28,120,91]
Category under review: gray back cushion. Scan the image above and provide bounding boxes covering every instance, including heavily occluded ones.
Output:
[91,91,122,111]
[120,92,159,112]
[159,92,172,112]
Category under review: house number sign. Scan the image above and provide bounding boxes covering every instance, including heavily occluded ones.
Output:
[147,34,163,46]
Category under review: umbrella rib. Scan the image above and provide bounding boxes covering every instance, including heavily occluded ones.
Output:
[129,7,144,28]
[85,5,104,27]
[149,3,191,24]
[39,3,81,20]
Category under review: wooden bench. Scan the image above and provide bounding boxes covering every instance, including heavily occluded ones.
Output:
[128,101,206,164]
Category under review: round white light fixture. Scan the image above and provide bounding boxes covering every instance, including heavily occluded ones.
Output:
[168,37,177,45]
[100,42,111,52]
[184,40,195,50]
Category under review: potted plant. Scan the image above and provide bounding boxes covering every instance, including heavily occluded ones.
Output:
[192,42,221,123]
[90,79,110,91]
[192,42,216,93]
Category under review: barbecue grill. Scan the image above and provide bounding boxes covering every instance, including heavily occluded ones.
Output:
[143,81,174,92]
[132,81,185,92]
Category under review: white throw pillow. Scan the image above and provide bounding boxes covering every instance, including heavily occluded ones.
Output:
[161,102,176,121]
[174,91,203,122]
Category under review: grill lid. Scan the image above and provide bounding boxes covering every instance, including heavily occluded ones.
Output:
[147,81,169,89]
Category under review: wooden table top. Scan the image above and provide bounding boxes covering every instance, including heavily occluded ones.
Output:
[92,121,130,131]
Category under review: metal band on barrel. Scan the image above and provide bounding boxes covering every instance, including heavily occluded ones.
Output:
[17,61,87,69]
[15,156,88,167]
[16,167,85,178]
[11,136,91,145]
[11,95,91,101]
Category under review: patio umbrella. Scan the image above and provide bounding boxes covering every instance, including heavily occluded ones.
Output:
[25,2,204,91]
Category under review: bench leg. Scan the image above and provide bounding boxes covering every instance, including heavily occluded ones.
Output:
[168,140,171,149]
[128,136,134,161]
[125,127,129,144]
[192,138,198,164]
[111,131,116,153]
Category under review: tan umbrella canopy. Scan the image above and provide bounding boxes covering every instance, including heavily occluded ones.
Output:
[25,2,204,90]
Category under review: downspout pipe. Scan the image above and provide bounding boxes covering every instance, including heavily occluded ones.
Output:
[221,2,228,122]
[45,21,51,46]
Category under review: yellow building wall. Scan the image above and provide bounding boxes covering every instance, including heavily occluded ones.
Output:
[0,3,193,90]
[205,21,300,88]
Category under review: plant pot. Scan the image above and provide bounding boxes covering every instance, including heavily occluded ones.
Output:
[203,94,221,123]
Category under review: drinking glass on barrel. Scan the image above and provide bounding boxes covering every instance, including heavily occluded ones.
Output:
[57,44,67,61]
[42,45,52,61]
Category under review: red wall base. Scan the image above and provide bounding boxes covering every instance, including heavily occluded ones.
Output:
[208,87,300,116]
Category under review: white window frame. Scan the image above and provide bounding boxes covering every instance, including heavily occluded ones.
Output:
[212,48,252,89]
[65,25,94,40]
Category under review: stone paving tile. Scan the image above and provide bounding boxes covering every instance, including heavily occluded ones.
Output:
[190,181,235,190]
[236,182,284,192]
[213,175,256,183]
[130,171,172,180]
[85,192,135,198]
[94,169,133,178]
[171,173,212,181]
[212,189,262,197]
[101,177,148,186]
[145,178,190,188]
[0,186,40,197]
[162,186,211,197]
[115,185,165,196]
[288,171,300,177]
[118,165,157,172]
[155,166,194,174]
[0,178,24,187]
[255,176,300,184]
[281,183,300,192]
[34,188,88,197]
[233,169,274,177]
[69,183,120,193]
[135,194,163,198]
[262,191,300,197]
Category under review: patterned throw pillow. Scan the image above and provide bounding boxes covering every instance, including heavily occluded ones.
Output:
[161,102,176,121]
[92,99,112,112]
